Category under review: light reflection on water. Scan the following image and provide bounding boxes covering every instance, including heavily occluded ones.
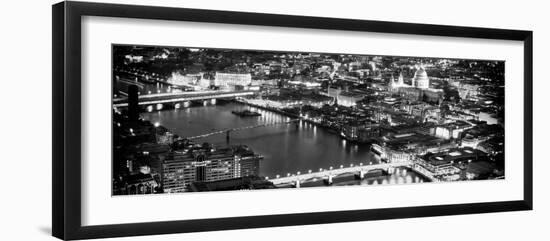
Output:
[141,102,427,185]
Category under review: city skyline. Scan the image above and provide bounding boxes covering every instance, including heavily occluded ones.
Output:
[112,44,505,195]
[114,43,507,62]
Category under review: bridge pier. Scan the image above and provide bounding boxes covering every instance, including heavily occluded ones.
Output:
[210,98,217,105]
[295,180,301,188]
[387,167,395,175]
[355,170,366,180]
[156,103,163,111]
[323,175,334,185]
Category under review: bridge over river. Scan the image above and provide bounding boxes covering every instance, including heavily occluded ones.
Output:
[112,90,256,108]
[187,119,301,140]
[268,161,414,187]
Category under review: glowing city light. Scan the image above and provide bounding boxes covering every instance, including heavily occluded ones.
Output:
[112,46,505,194]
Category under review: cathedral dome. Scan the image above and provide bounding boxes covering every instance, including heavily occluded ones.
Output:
[413,67,429,89]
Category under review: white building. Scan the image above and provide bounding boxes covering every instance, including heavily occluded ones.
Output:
[167,72,208,90]
[412,67,430,89]
[214,72,252,87]
[338,91,363,107]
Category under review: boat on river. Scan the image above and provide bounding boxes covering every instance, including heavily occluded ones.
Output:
[231,110,261,117]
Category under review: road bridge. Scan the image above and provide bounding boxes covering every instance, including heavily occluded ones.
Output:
[268,162,412,187]
[112,90,256,108]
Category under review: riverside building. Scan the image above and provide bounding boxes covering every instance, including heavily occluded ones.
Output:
[162,145,262,193]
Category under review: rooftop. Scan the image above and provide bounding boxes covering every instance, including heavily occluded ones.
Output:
[423,147,484,166]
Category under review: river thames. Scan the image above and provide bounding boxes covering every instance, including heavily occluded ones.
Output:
[142,101,427,186]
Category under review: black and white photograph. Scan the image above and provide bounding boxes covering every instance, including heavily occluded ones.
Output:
[1,0,546,240]
[112,44,505,195]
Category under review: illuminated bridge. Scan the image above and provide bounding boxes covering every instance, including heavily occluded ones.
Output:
[112,90,256,108]
[187,119,300,140]
[268,161,413,187]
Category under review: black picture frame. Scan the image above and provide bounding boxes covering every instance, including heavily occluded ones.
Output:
[52,1,533,240]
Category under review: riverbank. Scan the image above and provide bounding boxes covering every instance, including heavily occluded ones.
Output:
[233,98,384,145]
[234,98,341,132]
[141,100,428,184]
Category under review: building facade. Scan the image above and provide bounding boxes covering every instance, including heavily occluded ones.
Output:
[412,67,430,89]
[214,72,252,87]
[162,147,262,193]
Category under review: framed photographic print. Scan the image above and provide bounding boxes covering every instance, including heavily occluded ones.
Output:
[52,1,533,240]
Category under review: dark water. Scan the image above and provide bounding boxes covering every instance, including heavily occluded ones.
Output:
[141,102,425,184]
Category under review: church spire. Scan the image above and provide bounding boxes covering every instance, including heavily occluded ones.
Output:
[397,72,404,86]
